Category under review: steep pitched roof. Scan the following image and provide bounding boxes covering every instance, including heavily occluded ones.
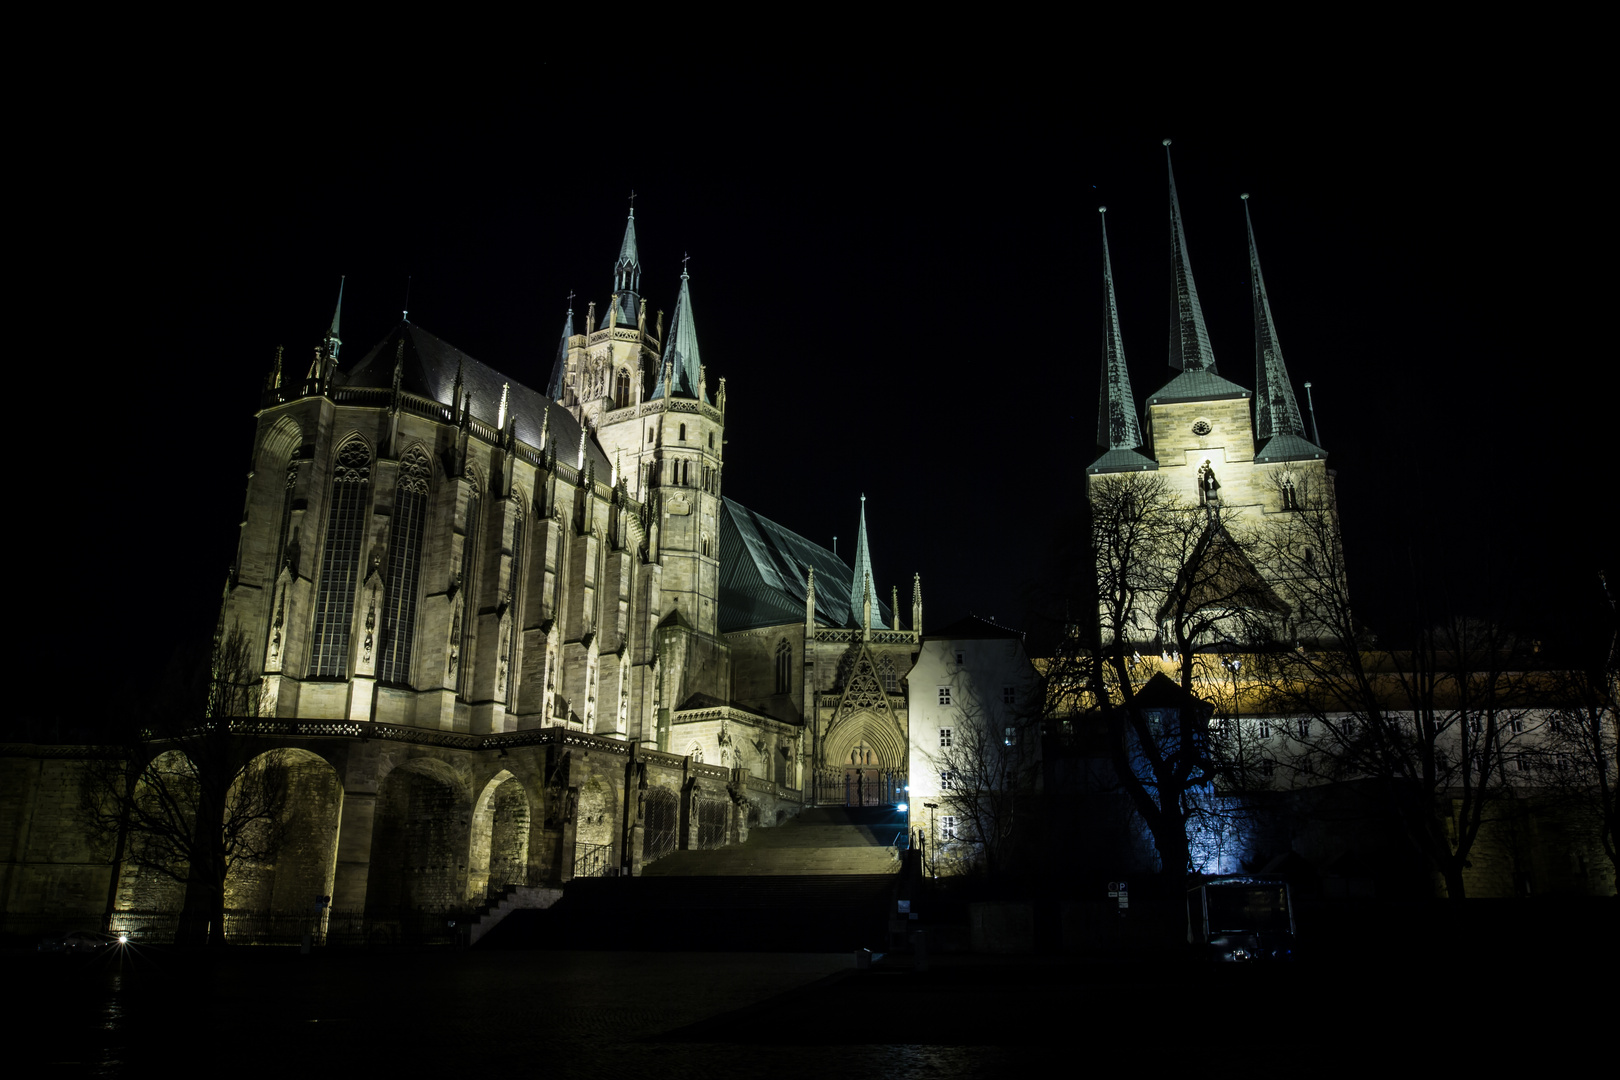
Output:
[341,322,611,475]
[718,498,893,633]
[1147,368,1251,404]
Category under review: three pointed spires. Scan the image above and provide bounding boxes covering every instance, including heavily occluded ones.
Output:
[1244,194,1308,443]
[1164,140,1217,374]
[1096,206,1143,452]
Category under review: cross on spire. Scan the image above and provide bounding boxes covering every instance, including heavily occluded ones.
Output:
[628,189,637,210]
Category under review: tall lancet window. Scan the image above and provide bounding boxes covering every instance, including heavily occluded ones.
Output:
[275,462,299,573]
[457,474,483,699]
[310,437,371,678]
[379,446,432,684]
[506,499,527,708]
[775,639,791,694]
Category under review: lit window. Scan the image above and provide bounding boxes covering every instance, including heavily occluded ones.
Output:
[938,687,952,706]
[310,437,371,679]
[939,728,952,748]
[378,446,432,685]
[1003,726,1017,747]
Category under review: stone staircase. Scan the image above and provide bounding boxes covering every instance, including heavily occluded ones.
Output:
[476,806,908,951]
[467,884,564,945]
[641,805,908,877]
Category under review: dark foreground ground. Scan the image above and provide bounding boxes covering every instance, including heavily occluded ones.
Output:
[13,934,1614,1078]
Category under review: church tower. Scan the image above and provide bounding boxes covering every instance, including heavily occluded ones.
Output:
[1087,142,1338,654]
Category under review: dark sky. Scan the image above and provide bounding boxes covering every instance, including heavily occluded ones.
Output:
[21,62,1608,723]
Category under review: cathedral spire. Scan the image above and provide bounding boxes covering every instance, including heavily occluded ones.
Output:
[650,262,704,401]
[325,276,345,365]
[1244,194,1307,442]
[1165,141,1216,373]
[602,207,641,328]
[547,301,574,401]
[1097,206,1143,451]
[849,495,880,630]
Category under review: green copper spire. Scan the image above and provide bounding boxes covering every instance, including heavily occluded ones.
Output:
[601,208,641,328]
[650,262,704,401]
[1165,140,1217,373]
[1097,207,1143,451]
[848,495,881,630]
[1246,194,1325,463]
[325,275,345,363]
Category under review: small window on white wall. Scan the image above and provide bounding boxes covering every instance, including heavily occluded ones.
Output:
[938,687,952,706]
[939,728,952,748]
[941,816,957,839]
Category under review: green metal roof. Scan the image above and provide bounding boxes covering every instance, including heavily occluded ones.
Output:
[1087,447,1161,474]
[718,498,893,633]
[1146,368,1251,404]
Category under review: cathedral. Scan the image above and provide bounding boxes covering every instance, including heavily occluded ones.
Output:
[233,207,922,799]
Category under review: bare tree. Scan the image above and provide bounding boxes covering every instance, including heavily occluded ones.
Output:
[1527,666,1619,893]
[1254,483,1535,903]
[80,625,290,945]
[1049,472,1283,880]
[928,693,1042,876]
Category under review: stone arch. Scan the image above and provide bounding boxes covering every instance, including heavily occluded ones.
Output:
[468,769,531,899]
[822,710,907,771]
[257,414,304,473]
[366,758,471,917]
[111,748,197,934]
[222,747,342,942]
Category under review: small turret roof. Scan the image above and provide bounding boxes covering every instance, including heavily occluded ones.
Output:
[650,269,704,401]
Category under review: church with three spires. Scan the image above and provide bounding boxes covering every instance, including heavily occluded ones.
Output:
[1087,142,1336,650]
[233,207,925,807]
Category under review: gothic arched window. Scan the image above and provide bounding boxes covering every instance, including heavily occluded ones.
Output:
[379,446,432,684]
[309,437,371,678]
[775,639,791,695]
[506,498,527,707]
[881,657,898,693]
[457,473,483,698]
[614,369,630,409]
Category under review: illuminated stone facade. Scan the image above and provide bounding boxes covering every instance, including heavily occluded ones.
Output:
[0,212,934,939]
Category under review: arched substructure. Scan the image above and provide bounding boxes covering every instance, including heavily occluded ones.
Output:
[468,769,532,900]
[365,758,471,938]
[109,749,196,939]
[222,748,343,943]
[821,710,907,807]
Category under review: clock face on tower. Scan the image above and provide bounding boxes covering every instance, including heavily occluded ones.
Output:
[1191,420,1212,436]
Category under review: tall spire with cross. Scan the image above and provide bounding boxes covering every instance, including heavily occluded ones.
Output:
[848,495,881,630]
[1165,140,1217,374]
[650,255,704,401]
[1097,207,1143,452]
[547,294,575,401]
[1246,194,1324,461]
[602,197,641,329]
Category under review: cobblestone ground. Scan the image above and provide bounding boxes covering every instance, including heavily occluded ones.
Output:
[16,944,1608,1077]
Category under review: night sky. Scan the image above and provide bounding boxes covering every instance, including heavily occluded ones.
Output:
[21,64,1607,726]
